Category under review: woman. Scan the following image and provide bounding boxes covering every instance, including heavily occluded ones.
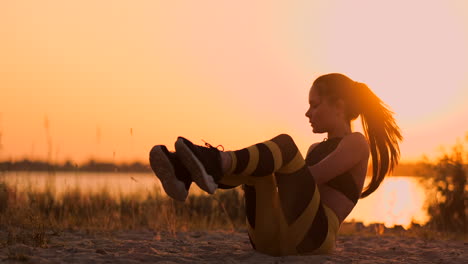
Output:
[149,73,402,256]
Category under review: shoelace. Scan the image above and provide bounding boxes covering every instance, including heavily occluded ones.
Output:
[201,139,224,151]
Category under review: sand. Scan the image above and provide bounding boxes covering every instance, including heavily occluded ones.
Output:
[1,228,466,264]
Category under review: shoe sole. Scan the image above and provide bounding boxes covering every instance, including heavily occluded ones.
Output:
[175,138,218,194]
[149,146,188,201]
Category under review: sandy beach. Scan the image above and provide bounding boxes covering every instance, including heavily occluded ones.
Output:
[2,227,466,264]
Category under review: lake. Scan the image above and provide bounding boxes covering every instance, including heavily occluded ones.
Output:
[0,171,429,229]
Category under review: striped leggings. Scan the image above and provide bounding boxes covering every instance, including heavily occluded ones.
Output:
[218,134,339,256]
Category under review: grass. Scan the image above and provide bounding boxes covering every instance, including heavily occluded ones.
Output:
[0,181,247,249]
[0,181,246,244]
[1,178,465,249]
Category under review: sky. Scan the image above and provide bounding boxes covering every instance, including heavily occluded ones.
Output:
[1,0,468,164]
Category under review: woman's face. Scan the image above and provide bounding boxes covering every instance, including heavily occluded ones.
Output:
[305,86,343,134]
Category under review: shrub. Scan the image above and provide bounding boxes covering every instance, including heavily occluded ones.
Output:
[419,135,467,233]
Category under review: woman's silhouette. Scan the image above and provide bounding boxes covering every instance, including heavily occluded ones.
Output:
[149,73,402,256]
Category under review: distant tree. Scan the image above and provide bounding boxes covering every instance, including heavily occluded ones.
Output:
[420,135,467,233]
[0,159,151,173]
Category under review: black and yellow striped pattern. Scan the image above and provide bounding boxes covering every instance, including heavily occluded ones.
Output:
[219,134,339,256]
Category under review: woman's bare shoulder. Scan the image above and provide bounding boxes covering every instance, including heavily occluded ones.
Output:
[342,132,369,157]
[346,132,367,141]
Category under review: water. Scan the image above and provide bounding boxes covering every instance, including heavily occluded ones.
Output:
[1,171,428,228]
[347,176,428,228]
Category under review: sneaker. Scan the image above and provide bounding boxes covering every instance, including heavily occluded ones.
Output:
[175,137,223,194]
[149,145,191,201]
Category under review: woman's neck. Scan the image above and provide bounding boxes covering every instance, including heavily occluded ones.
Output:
[327,122,352,139]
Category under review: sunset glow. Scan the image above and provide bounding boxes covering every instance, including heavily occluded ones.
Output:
[1,0,468,164]
[346,177,428,228]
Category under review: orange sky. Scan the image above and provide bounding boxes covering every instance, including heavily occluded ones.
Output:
[1,0,468,164]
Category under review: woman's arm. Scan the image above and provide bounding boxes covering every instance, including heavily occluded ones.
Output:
[309,132,370,184]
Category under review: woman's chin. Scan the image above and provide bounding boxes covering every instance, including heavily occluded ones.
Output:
[312,127,325,134]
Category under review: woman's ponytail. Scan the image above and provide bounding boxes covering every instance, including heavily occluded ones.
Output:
[354,82,403,198]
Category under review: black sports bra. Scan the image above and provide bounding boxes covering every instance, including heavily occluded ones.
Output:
[305,137,360,204]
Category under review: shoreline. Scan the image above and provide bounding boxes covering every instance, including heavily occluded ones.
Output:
[0,161,442,177]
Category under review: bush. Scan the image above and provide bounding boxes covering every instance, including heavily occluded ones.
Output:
[420,135,467,233]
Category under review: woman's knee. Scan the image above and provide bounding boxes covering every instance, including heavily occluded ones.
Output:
[272,134,294,144]
[269,134,299,163]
